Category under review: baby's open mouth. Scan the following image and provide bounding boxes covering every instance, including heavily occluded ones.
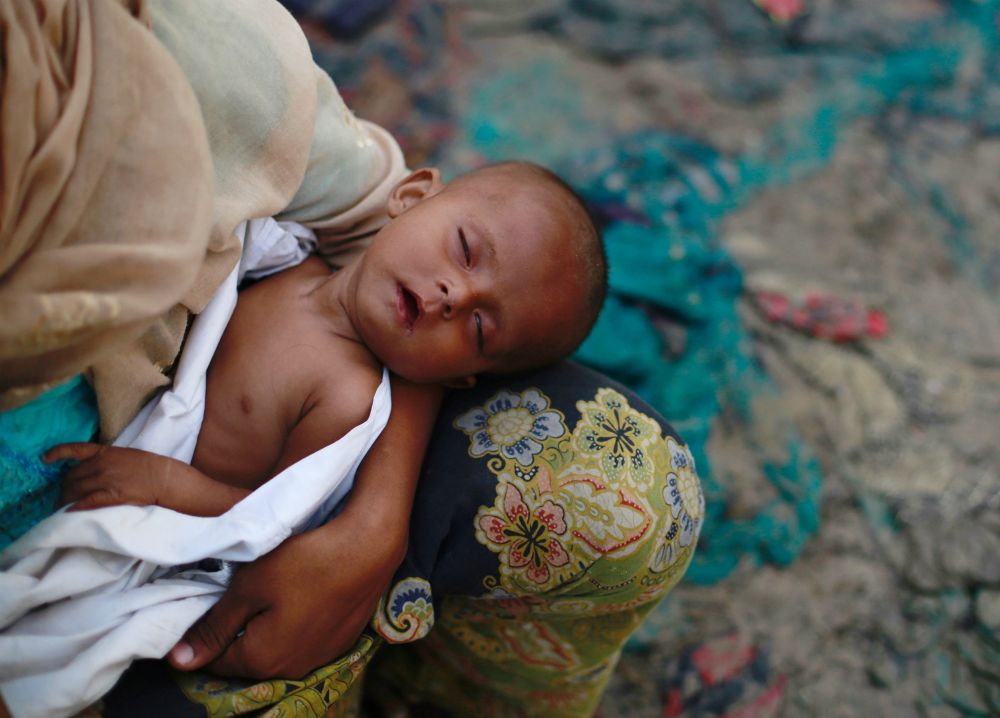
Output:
[397,284,421,330]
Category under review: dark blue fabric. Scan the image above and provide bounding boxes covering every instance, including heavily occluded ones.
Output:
[278,0,395,38]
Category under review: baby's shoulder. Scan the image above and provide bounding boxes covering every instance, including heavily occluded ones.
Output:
[308,351,383,425]
[275,354,382,468]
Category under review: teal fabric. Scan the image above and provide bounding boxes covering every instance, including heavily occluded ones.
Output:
[0,376,99,550]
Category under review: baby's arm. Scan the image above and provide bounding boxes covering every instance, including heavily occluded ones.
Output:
[44,444,250,516]
[43,366,383,517]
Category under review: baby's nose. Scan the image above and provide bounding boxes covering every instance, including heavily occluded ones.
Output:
[437,280,470,318]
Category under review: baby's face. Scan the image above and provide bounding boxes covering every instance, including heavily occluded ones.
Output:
[345,169,586,385]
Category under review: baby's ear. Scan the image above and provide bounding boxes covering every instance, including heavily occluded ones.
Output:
[442,375,477,390]
[387,168,444,217]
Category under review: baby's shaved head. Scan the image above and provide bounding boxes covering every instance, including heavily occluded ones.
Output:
[449,161,608,369]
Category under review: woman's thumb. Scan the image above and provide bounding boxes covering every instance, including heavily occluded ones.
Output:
[168,594,249,671]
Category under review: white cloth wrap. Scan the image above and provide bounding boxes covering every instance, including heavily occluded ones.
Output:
[0,219,391,718]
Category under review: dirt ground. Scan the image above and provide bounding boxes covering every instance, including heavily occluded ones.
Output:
[603,122,1000,717]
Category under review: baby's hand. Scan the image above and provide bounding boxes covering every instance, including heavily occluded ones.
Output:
[43,443,180,511]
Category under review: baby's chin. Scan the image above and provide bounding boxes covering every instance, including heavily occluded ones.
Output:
[385,361,477,389]
[379,359,439,385]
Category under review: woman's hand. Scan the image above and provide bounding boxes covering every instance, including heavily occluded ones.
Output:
[168,509,404,678]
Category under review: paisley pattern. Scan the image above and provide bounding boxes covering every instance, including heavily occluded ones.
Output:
[179,633,377,717]
[372,577,435,643]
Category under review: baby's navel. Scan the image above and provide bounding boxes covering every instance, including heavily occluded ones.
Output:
[239,394,253,415]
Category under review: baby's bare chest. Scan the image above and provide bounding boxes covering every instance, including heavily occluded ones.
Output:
[191,278,332,488]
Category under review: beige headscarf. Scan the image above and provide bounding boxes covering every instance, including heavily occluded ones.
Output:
[0,0,406,438]
[0,0,214,429]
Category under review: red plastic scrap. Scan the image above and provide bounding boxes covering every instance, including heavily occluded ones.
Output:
[663,688,685,717]
[753,290,888,342]
[753,0,806,23]
[754,0,806,24]
[691,632,758,686]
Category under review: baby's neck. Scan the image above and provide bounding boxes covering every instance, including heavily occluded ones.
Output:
[303,259,365,347]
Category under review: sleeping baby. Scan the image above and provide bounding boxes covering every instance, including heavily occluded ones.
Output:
[43,161,607,521]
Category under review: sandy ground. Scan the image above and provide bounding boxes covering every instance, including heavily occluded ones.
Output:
[603,121,1000,716]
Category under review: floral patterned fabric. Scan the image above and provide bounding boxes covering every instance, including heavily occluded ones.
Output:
[370,362,704,717]
[103,361,703,718]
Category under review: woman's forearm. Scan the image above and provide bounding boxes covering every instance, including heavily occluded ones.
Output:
[332,377,444,555]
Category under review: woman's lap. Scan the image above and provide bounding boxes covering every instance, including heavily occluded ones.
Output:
[104,360,703,717]
[367,360,704,716]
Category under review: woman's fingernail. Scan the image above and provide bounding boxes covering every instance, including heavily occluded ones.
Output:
[172,642,195,665]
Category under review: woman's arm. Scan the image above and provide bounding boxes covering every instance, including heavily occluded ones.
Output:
[168,376,443,678]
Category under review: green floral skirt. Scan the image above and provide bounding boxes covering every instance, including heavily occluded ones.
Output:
[105,361,704,718]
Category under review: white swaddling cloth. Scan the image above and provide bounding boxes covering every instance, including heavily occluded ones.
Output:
[0,219,391,718]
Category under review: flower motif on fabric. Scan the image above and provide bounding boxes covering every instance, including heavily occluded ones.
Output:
[373,577,434,644]
[651,439,704,574]
[574,389,659,490]
[476,480,572,590]
[664,438,703,541]
[455,389,566,467]
[666,474,702,546]
[557,472,650,558]
[667,436,696,473]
